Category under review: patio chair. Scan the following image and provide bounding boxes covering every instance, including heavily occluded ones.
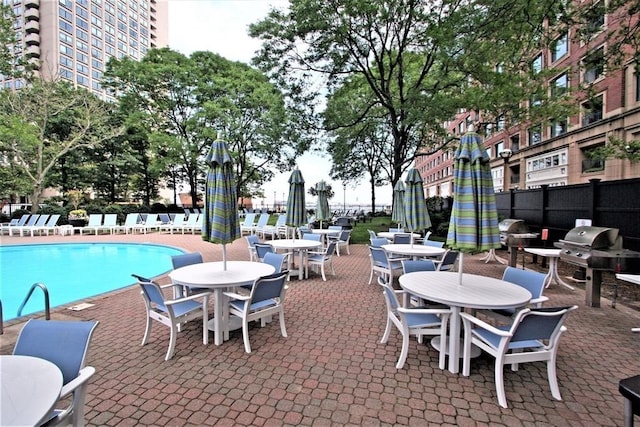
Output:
[302,233,321,242]
[258,214,286,240]
[251,213,270,235]
[389,227,405,233]
[112,213,140,234]
[329,229,351,256]
[435,249,459,271]
[224,271,289,353]
[17,213,49,237]
[460,305,578,408]
[132,274,211,361]
[171,252,207,296]
[263,252,288,273]
[245,235,260,261]
[368,245,404,285]
[401,259,444,307]
[370,237,390,247]
[306,241,337,281]
[487,267,549,319]
[80,214,103,235]
[378,276,451,369]
[240,212,257,235]
[423,239,445,248]
[9,213,40,236]
[132,213,159,234]
[392,233,412,244]
[160,213,185,234]
[180,213,201,234]
[30,214,61,236]
[13,319,99,427]
[96,213,118,234]
[367,229,377,240]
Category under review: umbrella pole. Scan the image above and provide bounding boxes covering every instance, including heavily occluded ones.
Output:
[458,252,464,285]
[222,244,227,271]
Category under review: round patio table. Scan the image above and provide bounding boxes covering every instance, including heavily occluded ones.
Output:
[382,243,445,260]
[269,239,322,280]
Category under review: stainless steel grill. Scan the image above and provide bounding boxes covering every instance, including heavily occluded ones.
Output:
[555,226,640,307]
[499,219,538,267]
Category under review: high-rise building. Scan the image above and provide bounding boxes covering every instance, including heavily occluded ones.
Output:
[415,1,640,197]
[1,0,168,99]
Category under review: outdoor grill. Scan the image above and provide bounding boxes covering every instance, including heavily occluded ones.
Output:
[499,219,538,267]
[555,226,640,307]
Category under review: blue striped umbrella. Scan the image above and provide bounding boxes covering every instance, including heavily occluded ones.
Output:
[391,180,406,229]
[446,131,501,281]
[285,168,306,235]
[315,180,331,228]
[404,168,431,244]
[202,139,240,270]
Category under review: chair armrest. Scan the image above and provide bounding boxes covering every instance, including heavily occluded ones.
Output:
[165,291,212,306]
[398,306,451,316]
[223,291,250,300]
[459,312,512,336]
[59,366,96,398]
[530,296,549,306]
[387,255,409,262]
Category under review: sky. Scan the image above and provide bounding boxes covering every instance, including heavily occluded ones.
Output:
[167,0,393,209]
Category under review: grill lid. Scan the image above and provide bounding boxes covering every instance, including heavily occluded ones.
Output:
[559,226,619,249]
[498,219,528,234]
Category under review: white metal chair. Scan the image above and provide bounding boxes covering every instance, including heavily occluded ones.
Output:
[329,229,352,255]
[368,245,404,285]
[13,319,99,427]
[378,276,451,369]
[306,241,337,281]
[132,274,211,361]
[460,305,578,408]
[224,271,289,353]
[435,249,459,271]
[245,235,260,261]
[486,267,550,320]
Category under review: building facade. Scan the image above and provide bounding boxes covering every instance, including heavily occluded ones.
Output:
[416,1,640,197]
[1,0,168,99]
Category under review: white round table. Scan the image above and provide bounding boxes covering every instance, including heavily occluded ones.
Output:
[1,355,63,426]
[269,239,322,280]
[169,261,275,345]
[382,244,445,260]
[524,248,574,290]
[399,272,532,374]
[377,231,421,240]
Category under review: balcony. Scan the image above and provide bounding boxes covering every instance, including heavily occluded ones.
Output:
[25,20,40,34]
[25,0,39,8]
[24,7,39,21]
[25,33,40,46]
[25,45,40,58]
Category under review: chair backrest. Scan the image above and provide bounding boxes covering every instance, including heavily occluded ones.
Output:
[46,214,61,227]
[13,319,99,385]
[367,229,377,239]
[242,213,257,226]
[16,214,30,226]
[502,266,546,299]
[246,234,260,247]
[388,227,404,233]
[328,225,342,231]
[275,214,287,227]
[402,259,436,274]
[423,239,445,248]
[183,213,199,225]
[438,250,459,271]
[370,237,389,247]
[254,243,274,259]
[393,233,412,244]
[369,246,389,266]
[423,231,432,240]
[255,213,270,227]
[33,214,50,226]
[124,213,140,226]
[103,214,118,226]
[171,213,186,225]
[325,241,337,256]
[263,252,287,273]
[87,214,102,227]
[250,272,288,305]
[510,305,577,344]
[133,274,166,307]
[24,214,40,226]
[339,230,351,241]
[171,252,203,269]
[144,213,158,225]
[158,213,171,224]
[303,233,321,242]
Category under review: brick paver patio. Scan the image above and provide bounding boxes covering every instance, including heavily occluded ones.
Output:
[1,231,639,426]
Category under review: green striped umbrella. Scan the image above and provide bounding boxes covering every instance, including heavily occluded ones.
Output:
[315,180,331,229]
[391,180,406,229]
[446,131,501,282]
[285,168,306,236]
[202,139,240,270]
[404,168,431,245]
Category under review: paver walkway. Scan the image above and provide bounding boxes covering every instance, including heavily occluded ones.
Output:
[1,232,639,426]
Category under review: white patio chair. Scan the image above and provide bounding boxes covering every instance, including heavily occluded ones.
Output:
[306,241,337,281]
[368,245,404,285]
[79,214,103,235]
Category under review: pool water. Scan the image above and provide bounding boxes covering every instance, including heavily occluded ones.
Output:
[0,243,185,321]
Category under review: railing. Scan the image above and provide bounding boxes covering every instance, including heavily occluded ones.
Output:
[17,282,50,320]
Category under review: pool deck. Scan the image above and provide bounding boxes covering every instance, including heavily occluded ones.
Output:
[1,231,639,426]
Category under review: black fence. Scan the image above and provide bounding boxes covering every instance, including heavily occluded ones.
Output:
[495,178,640,251]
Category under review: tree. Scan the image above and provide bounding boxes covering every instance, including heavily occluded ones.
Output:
[251,0,572,203]
[0,79,123,213]
[105,48,303,207]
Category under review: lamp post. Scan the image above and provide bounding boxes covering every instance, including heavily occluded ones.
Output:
[343,183,346,212]
[273,191,276,211]
[499,148,513,192]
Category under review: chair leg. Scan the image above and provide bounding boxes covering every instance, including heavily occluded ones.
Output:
[320,263,327,281]
[547,357,562,400]
[242,320,252,353]
[142,314,152,346]
[279,311,287,337]
[495,360,508,408]
[166,323,178,361]
[397,328,410,369]
[380,317,393,344]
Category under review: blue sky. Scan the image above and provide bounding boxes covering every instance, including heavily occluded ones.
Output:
[167,0,392,208]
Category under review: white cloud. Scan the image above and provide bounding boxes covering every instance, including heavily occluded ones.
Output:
[167,0,392,209]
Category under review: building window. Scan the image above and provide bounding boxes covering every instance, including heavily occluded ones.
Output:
[495,141,505,159]
[551,33,569,62]
[531,53,543,74]
[528,125,542,146]
[551,73,568,98]
[583,47,604,83]
[550,119,567,137]
[510,134,520,152]
[582,95,603,126]
[584,0,605,36]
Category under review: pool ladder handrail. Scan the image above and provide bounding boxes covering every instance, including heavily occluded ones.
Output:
[17,282,51,321]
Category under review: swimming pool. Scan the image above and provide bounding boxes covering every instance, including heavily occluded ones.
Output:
[0,243,185,322]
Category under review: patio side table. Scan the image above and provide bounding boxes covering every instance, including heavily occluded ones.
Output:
[620,375,640,427]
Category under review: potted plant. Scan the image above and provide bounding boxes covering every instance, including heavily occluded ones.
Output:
[68,209,88,227]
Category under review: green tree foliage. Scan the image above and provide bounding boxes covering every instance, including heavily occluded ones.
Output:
[251,0,574,206]
[104,48,300,207]
[0,79,123,213]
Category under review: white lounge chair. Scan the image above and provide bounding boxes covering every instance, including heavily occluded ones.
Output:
[132,213,159,234]
[29,214,61,236]
[240,213,257,235]
[96,214,118,235]
[160,213,186,234]
[112,213,140,234]
[9,214,40,236]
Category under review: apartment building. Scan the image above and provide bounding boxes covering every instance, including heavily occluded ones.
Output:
[416,1,640,196]
[1,0,168,99]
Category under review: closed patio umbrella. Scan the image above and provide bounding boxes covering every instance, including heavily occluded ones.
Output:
[446,129,501,283]
[391,180,406,229]
[315,180,331,229]
[404,168,431,245]
[285,168,306,238]
[202,138,241,270]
